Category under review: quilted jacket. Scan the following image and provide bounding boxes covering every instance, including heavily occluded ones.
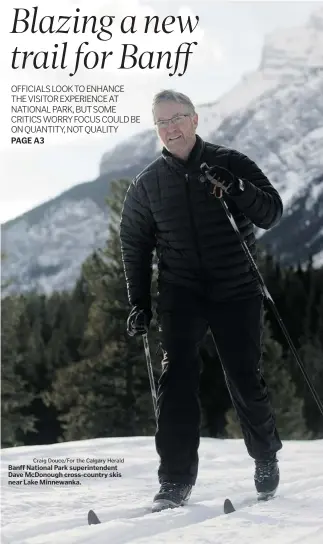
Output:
[120,134,283,307]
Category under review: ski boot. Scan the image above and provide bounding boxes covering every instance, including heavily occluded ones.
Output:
[254,455,279,501]
[152,482,192,513]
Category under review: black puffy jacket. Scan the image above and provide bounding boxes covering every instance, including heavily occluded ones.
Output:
[120,135,283,307]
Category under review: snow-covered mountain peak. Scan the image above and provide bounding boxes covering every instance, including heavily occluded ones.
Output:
[101,8,323,176]
[260,9,323,75]
[308,5,323,31]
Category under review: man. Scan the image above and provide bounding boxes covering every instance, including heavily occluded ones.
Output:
[120,89,283,512]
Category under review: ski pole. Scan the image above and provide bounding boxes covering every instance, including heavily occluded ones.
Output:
[142,333,158,421]
[200,162,323,417]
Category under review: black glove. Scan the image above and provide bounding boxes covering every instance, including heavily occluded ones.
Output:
[127,306,152,337]
[199,164,241,196]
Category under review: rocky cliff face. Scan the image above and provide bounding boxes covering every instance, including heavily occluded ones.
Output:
[2,8,323,295]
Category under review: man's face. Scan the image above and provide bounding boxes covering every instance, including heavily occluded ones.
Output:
[153,100,198,160]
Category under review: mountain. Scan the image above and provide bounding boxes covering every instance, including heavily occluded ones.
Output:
[2,8,323,295]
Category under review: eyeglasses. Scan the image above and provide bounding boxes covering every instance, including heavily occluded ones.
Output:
[155,113,191,129]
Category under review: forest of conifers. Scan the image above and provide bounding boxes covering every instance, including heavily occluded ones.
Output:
[2,180,323,448]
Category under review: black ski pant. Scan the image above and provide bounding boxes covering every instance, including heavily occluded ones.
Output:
[155,284,282,485]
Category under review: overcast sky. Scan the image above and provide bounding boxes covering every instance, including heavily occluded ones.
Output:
[1,0,322,223]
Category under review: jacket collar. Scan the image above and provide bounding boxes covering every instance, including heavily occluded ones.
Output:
[161,134,205,174]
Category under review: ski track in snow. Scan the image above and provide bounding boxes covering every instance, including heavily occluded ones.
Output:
[1,437,323,543]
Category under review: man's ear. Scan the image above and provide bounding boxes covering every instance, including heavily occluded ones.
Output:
[192,113,198,129]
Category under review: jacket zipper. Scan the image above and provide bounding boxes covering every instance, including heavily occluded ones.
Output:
[185,173,203,268]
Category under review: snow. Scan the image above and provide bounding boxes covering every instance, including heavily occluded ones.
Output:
[2,198,109,295]
[260,5,323,74]
[313,248,323,267]
[305,177,323,211]
[2,437,323,543]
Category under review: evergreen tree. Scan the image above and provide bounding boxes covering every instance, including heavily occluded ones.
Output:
[45,179,160,440]
[286,267,323,436]
[13,289,89,445]
[225,316,310,440]
[288,334,323,436]
[1,296,37,446]
[317,291,323,347]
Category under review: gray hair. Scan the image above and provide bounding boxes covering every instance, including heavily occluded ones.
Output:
[152,89,196,119]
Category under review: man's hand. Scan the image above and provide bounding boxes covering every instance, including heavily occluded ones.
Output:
[200,165,241,196]
[127,306,152,337]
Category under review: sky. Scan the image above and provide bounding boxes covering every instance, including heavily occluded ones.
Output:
[1,0,322,224]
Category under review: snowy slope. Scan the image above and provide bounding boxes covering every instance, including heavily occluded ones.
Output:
[1,437,323,543]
